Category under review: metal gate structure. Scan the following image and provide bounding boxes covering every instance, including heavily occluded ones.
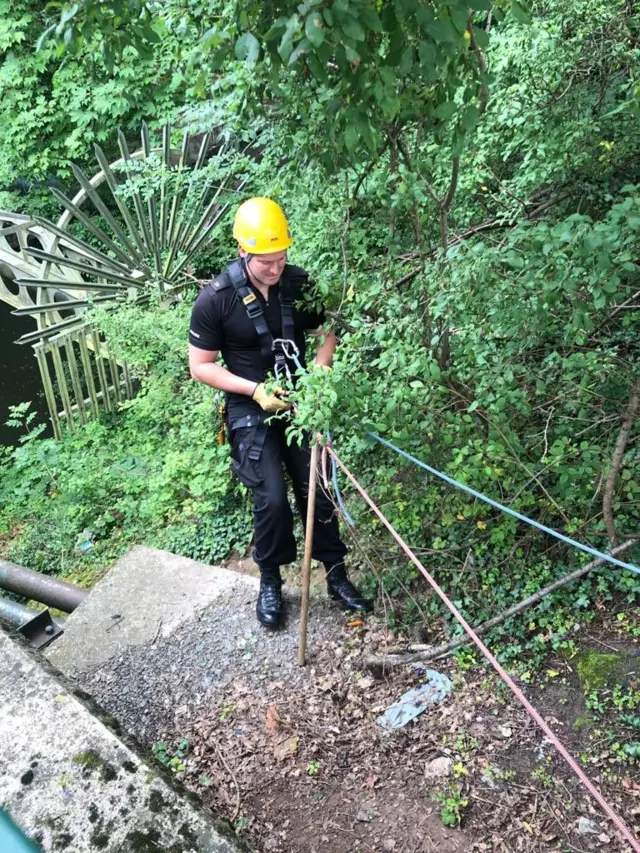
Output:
[0,123,240,437]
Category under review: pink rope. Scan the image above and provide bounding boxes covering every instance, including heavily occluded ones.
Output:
[328,447,640,852]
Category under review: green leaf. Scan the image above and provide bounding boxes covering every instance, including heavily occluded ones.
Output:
[278,15,299,62]
[418,41,435,67]
[360,7,383,32]
[289,37,311,65]
[398,46,414,75]
[379,66,396,87]
[234,32,260,65]
[35,23,56,52]
[305,13,325,48]
[307,52,328,82]
[60,3,80,27]
[264,16,288,42]
[428,19,458,43]
[452,125,466,157]
[434,101,456,120]
[344,43,361,63]
[340,13,366,42]
[472,26,489,49]
[344,124,358,152]
[449,7,468,35]
[461,104,479,131]
[510,0,532,24]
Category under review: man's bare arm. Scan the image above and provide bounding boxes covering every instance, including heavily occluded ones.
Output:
[309,327,337,368]
[188,345,257,396]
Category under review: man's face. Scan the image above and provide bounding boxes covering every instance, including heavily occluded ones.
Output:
[241,248,287,286]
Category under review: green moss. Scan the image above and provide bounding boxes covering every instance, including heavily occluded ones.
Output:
[575,651,624,692]
[72,749,117,781]
[73,749,102,769]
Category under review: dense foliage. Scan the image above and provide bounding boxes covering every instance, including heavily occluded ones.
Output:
[1,0,639,666]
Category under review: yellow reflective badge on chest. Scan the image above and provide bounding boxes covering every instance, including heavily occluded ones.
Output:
[243,293,257,305]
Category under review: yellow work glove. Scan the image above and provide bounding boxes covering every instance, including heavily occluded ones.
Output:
[252,382,291,413]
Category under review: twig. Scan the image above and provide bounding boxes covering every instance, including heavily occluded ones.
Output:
[326,311,357,335]
[542,405,555,459]
[210,739,241,822]
[364,540,637,671]
[603,380,640,545]
[585,635,622,653]
[152,618,163,644]
[394,268,422,288]
[352,136,390,200]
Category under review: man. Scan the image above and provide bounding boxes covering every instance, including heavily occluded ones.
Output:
[188,197,372,628]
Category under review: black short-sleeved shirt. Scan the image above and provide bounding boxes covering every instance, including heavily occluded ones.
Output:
[189,263,326,419]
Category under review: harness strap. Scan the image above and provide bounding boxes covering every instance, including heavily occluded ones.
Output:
[227,259,273,367]
[225,259,295,372]
[228,413,265,431]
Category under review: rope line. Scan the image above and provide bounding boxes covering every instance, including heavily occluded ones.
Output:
[325,432,355,527]
[327,446,640,852]
[367,431,640,576]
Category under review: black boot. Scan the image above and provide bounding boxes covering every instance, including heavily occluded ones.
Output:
[325,562,373,612]
[256,568,283,628]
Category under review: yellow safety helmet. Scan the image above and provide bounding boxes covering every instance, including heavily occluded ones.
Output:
[233,197,293,254]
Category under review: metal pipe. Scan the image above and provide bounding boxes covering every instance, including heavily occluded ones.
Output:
[0,597,38,628]
[0,560,88,613]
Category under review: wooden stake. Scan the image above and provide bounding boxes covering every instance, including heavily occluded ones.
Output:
[298,439,320,667]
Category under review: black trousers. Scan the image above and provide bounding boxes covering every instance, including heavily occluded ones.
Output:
[229,419,347,570]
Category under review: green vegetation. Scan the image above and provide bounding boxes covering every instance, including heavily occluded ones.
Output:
[434,784,468,826]
[576,649,626,691]
[152,738,191,774]
[0,0,639,670]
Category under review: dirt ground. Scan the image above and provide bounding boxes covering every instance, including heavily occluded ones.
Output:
[76,559,639,853]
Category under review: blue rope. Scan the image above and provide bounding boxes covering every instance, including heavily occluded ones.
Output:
[367,431,640,577]
[326,431,355,527]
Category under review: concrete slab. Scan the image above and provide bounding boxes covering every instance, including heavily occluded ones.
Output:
[0,629,249,853]
[46,547,258,677]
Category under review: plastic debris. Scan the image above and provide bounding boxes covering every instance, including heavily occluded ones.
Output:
[78,529,94,552]
[376,669,453,730]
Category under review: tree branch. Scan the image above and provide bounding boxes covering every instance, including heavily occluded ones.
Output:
[439,156,460,248]
[603,380,640,545]
[326,310,357,335]
[352,136,390,200]
[364,540,638,672]
[468,22,489,116]
[394,191,571,286]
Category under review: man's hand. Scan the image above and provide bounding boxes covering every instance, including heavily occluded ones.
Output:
[252,382,291,413]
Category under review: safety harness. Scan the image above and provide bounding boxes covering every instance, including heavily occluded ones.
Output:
[215,259,298,438]
[225,258,296,381]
